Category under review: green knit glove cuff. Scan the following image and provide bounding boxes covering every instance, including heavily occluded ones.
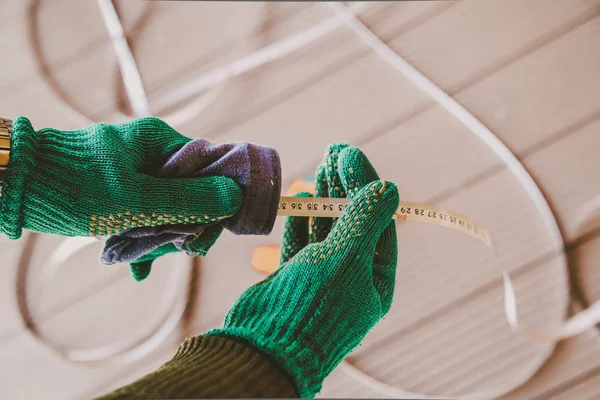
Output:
[206,327,323,397]
[0,116,37,239]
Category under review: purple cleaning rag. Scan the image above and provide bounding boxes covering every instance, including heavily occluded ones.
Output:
[101,138,281,265]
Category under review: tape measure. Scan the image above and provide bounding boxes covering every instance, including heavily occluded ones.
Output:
[277,196,493,248]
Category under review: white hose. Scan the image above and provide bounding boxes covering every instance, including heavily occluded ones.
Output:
[97,0,152,117]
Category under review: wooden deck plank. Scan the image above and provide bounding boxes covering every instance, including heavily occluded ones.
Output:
[192,0,597,139]
[168,0,597,142]
[571,230,600,316]
[0,2,402,122]
[0,251,190,400]
[524,119,600,241]
[0,1,599,398]
[211,14,600,189]
[0,2,302,91]
[318,324,600,399]
[544,365,600,400]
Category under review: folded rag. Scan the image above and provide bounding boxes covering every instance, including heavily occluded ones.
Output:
[101,138,281,279]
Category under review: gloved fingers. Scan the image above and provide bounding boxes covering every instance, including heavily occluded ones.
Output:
[151,138,282,236]
[184,224,224,256]
[117,117,191,168]
[105,224,223,281]
[127,243,181,282]
[310,143,349,244]
[120,243,181,282]
[309,163,332,244]
[374,220,398,267]
[280,193,313,264]
[130,260,153,282]
[324,143,349,199]
[132,174,243,228]
[338,145,398,305]
[324,143,350,235]
[325,180,399,256]
[372,221,398,312]
[337,146,381,199]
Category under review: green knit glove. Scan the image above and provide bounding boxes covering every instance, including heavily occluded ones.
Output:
[207,144,399,397]
[0,117,242,240]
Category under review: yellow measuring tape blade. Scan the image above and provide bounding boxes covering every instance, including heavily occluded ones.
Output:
[277,196,493,248]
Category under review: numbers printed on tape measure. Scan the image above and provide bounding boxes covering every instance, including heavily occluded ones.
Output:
[394,200,489,246]
[278,199,348,213]
[277,196,493,248]
[396,206,472,228]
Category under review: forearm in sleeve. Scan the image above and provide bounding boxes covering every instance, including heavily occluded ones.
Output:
[95,335,299,399]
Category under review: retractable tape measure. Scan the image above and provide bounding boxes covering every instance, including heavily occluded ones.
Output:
[277,196,493,248]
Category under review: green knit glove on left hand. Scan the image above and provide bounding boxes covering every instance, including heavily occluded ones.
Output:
[207,144,399,397]
[0,117,242,240]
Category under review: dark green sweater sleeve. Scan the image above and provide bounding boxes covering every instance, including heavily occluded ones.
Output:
[95,335,299,399]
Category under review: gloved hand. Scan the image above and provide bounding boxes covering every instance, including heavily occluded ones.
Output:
[0,117,281,281]
[207,143,399,397]
[101,138,281,281]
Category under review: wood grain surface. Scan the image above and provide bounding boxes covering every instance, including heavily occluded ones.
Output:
[0,1,599,399]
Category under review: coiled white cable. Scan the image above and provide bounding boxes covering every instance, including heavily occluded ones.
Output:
[96,0,152,117]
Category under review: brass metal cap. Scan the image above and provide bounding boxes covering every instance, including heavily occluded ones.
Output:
[0,118,13,183]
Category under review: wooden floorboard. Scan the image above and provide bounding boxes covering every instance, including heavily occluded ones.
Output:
[209,9,600,187]
[1,1,599,399]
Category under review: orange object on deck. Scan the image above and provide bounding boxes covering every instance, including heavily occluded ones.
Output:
[287,179,315,196]
[251,245,281,275]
